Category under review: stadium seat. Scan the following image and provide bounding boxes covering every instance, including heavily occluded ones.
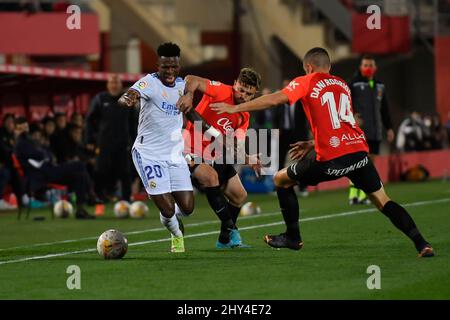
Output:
[12,153,68,220]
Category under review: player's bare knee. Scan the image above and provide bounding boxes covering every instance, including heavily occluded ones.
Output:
[229,189,247,207]
[198,171,219,187]
[236,188,248,206]
[193,164,219,187]
[159,203,176,218]
[273,172,282,187]
[181,201,194,216]
[369,193,390,211]
[273,171,289,188]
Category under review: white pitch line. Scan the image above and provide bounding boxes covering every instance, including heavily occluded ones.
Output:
[0,197,448,265]
[0,211,283,252]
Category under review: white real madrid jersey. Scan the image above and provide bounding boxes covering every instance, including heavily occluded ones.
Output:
[130,73,185,161]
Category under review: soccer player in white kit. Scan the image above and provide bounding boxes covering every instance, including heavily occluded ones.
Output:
[118,43,194,253]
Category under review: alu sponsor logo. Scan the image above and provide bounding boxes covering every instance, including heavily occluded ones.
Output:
[329,136,341,148]
[341,132,366,143]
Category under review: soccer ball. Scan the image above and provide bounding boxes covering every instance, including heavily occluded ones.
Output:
[114,200,130,218]
[97,229,128,259]
[129,201,149,218]
[53,200,73,218]
[239,202,261,217]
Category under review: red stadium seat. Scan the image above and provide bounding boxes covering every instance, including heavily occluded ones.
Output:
[12,153,69,220]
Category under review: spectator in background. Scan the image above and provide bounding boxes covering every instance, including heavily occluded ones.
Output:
[29,123,45,146]
[50,112,69,164]
[250,87,274,130]
[54,112,67,132]
[348,55,394,205]
[396,111,424,152]
[0,114,24,206]
[273,79,310,171]
[14,117,95,219]
[42,116,56,149]
[59,123,100,205]
[432,114,444,149]
[422,114,444,150]
[0,114,17,210]
[273,79,310,196]
[70,112,84,128]
[0,114,16,148]
[0,166,15,210]
[249,88,275,162]
[86,74,137,203]
[60,124,91,165]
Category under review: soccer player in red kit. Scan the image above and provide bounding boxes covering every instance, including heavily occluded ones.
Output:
[177,68,262,248]
[212,48,434,257]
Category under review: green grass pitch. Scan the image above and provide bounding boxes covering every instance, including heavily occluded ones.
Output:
[0,180,449,299]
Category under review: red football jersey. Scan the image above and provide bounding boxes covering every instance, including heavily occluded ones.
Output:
[281,72,368,161]
[184,80,250,159]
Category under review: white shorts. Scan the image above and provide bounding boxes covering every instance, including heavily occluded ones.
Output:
[132,148,193,195]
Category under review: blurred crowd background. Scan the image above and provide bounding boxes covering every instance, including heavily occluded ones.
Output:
[1,0,450,211]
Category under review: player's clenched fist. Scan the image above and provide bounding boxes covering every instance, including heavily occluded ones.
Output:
[176,92,194,113]
[118,90,139,107]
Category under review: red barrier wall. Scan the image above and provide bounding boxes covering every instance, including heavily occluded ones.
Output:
[0,13,99,55]
[314,149,450,191]
[352,13,411,53]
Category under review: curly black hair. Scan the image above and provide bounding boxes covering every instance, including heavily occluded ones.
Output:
[157,42,181,58]
[237,68,261,91]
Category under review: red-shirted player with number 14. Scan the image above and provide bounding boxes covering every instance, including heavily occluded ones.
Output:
[212,47,434,257]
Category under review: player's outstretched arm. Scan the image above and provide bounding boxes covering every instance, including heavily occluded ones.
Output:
[211,91,289,114]
[118,89,140,108]
[176,75,209,114]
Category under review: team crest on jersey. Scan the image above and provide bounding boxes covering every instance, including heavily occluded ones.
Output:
[150,181,157,189]
[289,80,299,90]
[377,86,383,100]
[138,80,147,90]
[178,89,183,97]
[329,136,340,148]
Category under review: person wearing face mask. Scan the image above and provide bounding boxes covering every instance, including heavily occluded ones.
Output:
[347,55,395,205]
[210,47,434,258]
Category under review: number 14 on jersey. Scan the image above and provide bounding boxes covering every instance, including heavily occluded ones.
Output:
[321,92,356,129]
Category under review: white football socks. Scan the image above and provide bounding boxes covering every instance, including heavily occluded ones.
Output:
[159,212,183,237]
